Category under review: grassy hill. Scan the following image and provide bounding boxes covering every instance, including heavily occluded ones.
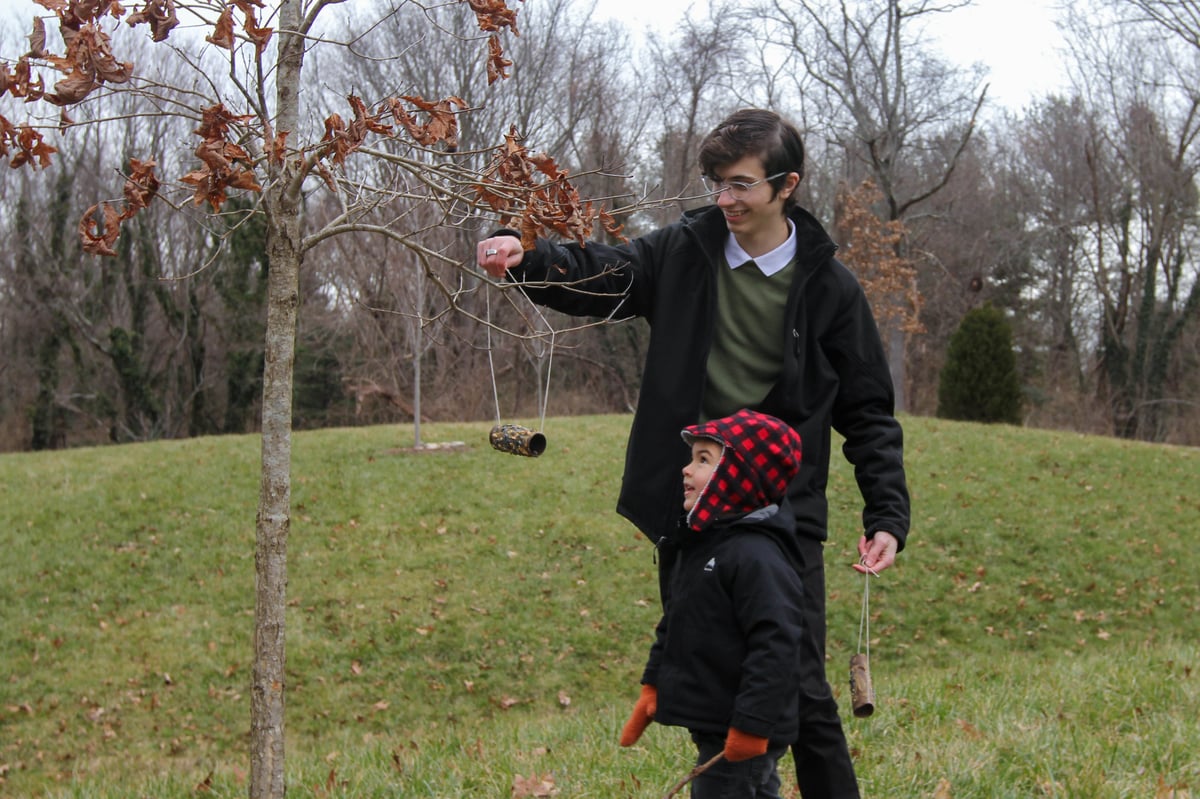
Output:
[1,415,1196,798]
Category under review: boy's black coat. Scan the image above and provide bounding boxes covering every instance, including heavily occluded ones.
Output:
[641,502,808,742]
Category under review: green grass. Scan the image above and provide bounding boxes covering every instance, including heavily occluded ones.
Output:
[1,415,1197,798]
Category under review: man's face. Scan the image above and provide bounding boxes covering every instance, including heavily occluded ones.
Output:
[708,155,797,247]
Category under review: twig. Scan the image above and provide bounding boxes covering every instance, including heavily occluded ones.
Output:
[663,752,724,799]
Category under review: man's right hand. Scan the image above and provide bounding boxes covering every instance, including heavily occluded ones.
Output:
[476,235,524,278]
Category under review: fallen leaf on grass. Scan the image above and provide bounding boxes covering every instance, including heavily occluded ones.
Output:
[512,772,558,797]
[955,719,982,739]
[932,776,953,798]
[313,767,346,797]
[1156,774,1191,798]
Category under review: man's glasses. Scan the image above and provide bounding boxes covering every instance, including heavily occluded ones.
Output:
[700,172,788,199]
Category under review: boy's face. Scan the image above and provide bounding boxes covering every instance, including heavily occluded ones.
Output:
[682,439,723,512]
[709,154,798,246]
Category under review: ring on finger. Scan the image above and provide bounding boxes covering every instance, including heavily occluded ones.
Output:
[485,248,498,256]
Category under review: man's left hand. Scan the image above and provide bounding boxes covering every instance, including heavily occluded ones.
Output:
[854,531,898,574]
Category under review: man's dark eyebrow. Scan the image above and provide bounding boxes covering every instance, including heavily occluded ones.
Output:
[719,172,764,183]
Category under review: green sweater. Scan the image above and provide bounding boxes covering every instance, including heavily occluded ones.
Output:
[702,256,796,421]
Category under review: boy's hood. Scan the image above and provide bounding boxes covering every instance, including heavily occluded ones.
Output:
[682,409,802,533]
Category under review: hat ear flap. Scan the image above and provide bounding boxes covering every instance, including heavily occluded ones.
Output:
[685,440,726,531]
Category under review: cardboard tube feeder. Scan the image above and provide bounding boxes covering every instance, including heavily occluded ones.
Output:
[489,424,547,457]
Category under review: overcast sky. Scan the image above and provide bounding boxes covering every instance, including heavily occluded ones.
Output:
[589,0,1071,110]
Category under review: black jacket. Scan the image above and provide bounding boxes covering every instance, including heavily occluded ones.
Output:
[642,503,807,741]
[506,204,910,549]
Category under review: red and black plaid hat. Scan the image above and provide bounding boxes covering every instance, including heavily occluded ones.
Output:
[682,408,802,532]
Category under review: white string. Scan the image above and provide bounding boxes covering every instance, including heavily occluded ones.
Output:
[512,281,556,433]
[485,285,502,425]
[857,566,871,660]
[484,277,556,432]
[538,328,555,431]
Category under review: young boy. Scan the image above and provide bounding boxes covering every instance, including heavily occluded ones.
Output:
[619,408,809,798]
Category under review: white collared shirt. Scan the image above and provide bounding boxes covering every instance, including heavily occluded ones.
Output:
[723,221,797,276]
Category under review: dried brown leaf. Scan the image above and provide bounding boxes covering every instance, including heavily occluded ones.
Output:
[388,94,465,149]
[954,718,982,739]
[486,35,512,84]
[122,157,160,211]
[262,121,288,166]
[9,124,57,168]
[9,57,46,101]
[206,6,235,49]
[512,772,558,798]
[234,0,273,53]
[126,0,180,42]
[79,201,122,256]
[27,16,49,58]
[46,69,97,105]
[33,0,70,13]
[467,0,520,34]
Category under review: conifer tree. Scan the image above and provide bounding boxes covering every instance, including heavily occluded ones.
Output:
[937,303,1023,424]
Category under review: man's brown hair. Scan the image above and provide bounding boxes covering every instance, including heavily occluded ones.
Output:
[698,109,806,210]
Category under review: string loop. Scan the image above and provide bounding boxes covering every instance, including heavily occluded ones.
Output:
[484,276,555,433]
[857,563,871,659]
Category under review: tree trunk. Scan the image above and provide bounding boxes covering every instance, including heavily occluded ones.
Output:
[888,325,907,413]
[413,266,424,448]
[250,1,306,796]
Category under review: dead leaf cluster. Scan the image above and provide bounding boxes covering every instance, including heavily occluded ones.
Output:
[835,179,924,335]
[79,158,160,255]
[317,93,467,175]
[206,0,272,55]
[465,0,522,84]
[385,94,467,150]
[125,0,180,43]
[474,128,626,248]
[6,0,625,297]
[24,0,146,107]
[0,118,58,169]
[179,103,262,211]
[1,54,59,167]
[4,0,177,242]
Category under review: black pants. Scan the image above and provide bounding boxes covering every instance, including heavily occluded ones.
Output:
[791,536,860,799]
[655,536,859,798]
[690,733,789,799]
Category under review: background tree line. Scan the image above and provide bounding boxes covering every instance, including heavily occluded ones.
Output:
[2,0,1197,452]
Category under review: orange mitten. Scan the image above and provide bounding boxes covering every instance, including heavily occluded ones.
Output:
[619,685,658,746]
[723,727,769,762]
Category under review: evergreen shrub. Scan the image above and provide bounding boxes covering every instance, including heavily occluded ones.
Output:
[937,303,1023,424]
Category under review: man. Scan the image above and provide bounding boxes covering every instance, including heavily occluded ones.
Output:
[478,108,910,798]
